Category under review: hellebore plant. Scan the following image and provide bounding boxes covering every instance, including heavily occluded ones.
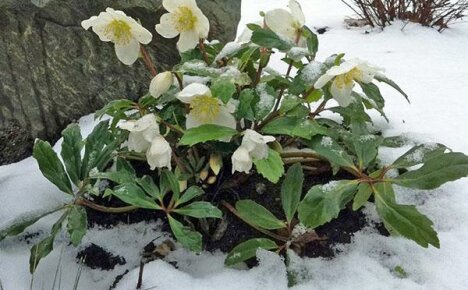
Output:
[2,0,468,276]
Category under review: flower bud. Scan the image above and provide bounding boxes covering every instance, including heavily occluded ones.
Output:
[150,71,173,99]
[231,146,253,174]
[146,135,172,170]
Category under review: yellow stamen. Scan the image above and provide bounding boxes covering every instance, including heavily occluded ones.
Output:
[335,68,360,89]
[105,19,132,45]
[190,95,220,122]
[174,6,197,32]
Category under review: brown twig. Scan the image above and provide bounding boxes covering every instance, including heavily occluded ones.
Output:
[198,39,210,65]
[76,198,138,213]
[140,46,158,76]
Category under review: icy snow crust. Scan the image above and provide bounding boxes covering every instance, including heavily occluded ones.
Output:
[1,0,468,289]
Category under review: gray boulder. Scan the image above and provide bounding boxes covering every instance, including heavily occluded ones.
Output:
[0,0,241,164]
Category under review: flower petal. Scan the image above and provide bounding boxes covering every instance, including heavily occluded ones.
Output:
[314,73,334,89]
[185,111,203,129]
[327,60,358,76]
[177,30,199,52]
[213,106,237,130]
[162,0,197,13]
[264,8,297,41]
[156,13,180,38]
[146,136,172,170]
[194,9,210,38]
[231,146,253,174]
[289,0,305,26]
[114,38,140,65]
[177,83,211,103]
[330,79,354,107]
[128,132,151,153]
[131,23,153,44]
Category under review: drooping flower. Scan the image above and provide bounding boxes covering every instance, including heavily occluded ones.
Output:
[264,0,305,45]
[155,0,209,52]
[231,130,276,174]
[81,8,152,65]
[176,83,236,130]
[314,59,384,107]
[150,71,173,98]
[117,114,172,170]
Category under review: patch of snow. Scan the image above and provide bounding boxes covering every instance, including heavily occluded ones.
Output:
[301,61,325,85]
[320,136,333,147]
[215,42,243,61]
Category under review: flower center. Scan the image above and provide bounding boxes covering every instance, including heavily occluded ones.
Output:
[190,95,220,123]
[174,6,197,32]
[105,19,132,45]
[335,68,360,89]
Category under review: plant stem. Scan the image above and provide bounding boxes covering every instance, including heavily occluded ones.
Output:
[221,200,289,242]
[140,46,158,76]
[198,39,210,65]
[309,99,328,118]
[173,72,184,90]
[280,151,323,160]
[76,198,138,213]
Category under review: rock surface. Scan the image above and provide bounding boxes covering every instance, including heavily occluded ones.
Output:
[0,0,241,164]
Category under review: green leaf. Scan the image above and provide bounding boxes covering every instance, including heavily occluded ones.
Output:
[110,183,161,210]
[382,135,408,148]
[281,163,304,223]
[95,99,135,120]
[394,152,468,189]
[66,206,87,247]
[261,117,327,140]
[360,82,385,109]
[89,169,135,185]
[116,158,136,176]
[225,238,278,266]
[251,28,292,51]
[137,175,161,200]
[29,211,67,273]
[374,74,410,103]
[304,135,357,171]
[236,200,286,230]
[0,206,64,241]
[298,180,358,228]
[33,140,73,195]
[174,201,222,218]
[254,149,285,183]
[160,169,181,202]
[236,88,257,120]
[81,121,112,177]
[302,25,319,55]
[352,183,373,210]
[179,124,238,146]
[175,186,204,206]
[374,182,439,248]
[211,77,236,104]
[168,215,202,252]
[60,124,83,185]
[352,134,383,169]
[391,143,447,169]
[254,84,276,120]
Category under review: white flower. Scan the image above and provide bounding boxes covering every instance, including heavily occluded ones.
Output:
[237,21,262,43]
[176,83,236,131]
[81,8,152,65]
[264,0,305,45]
[241,129,275,160]
[231,130,276,174]
[118,114,172,170]
[117,114,160,152]
[314,59,384,107]
[155,0,209,52]
[150,71,173,98]
[231,146,252,174]
[146,135,172,170]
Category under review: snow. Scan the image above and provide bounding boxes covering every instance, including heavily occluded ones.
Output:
[1,0,468,289]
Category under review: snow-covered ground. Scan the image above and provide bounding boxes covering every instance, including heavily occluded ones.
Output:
[1,0,468,289]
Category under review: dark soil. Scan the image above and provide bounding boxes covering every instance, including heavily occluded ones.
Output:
[77,243,126,270]
[84,166,384,270]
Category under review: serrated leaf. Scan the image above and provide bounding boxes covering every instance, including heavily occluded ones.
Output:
[236,200,286,230]
[33,140,73,195]
[360,82,385,109]
[211,77,236,103]
[352,183,373,211]
[179,124,238,146]
[254,84,276,120]
[110,183,161,210]
[373,182,439,248]
[391,143,447,169]
[81,121,112,178]
[175,186,204,206]
[304,135,357,171]
[60,124,83,185]
[281,163,304,223]
[225,238,278,266]
[254,149,285,183]
[174,201,222,218]
[251,28,292,51]
[298,181,358,228]
[168,215,202,252]
[66,206,87,247]
[262,117,327,140]
[236,88,257,120]
[352,134,383,169]
[137,175,161,200]
[160,169,181,202]
[374,74,410,103]
[394,152,468,189]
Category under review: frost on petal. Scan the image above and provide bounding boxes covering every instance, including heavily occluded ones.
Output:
[177,30,199,52]
[314,73,334,89]
[265,9,296,40]
[231,146,253,174]
[330,79,354,107]
[156,14,180,38]
[131,23,153,44]
[146,136,172,170]
[177,83,211,104]
[288,0,305,26]
[114,38,140,65]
